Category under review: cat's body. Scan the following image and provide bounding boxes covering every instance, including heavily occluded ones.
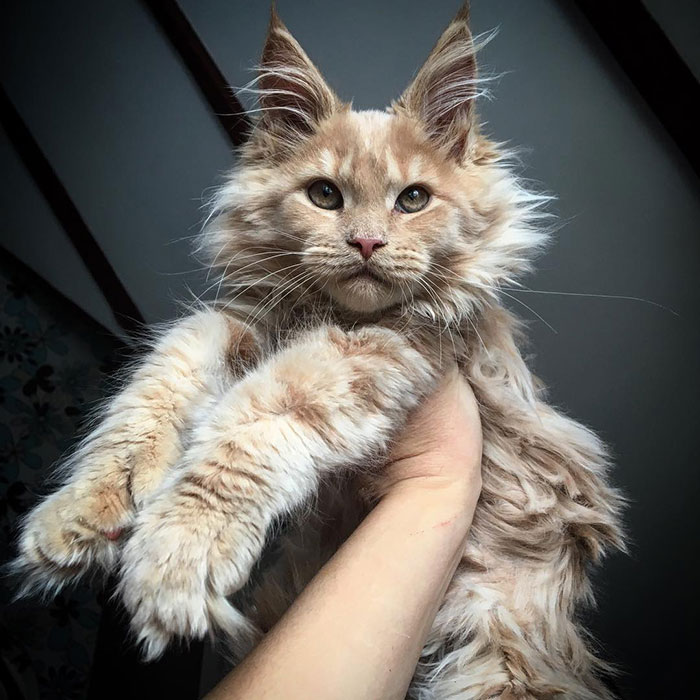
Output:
[12,6,624,698]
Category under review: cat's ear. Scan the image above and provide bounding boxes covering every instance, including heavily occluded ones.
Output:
[394,3,479,162]
[256,6,340,145]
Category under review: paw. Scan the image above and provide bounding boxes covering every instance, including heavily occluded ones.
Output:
[12,481,132,598]
[119,510,212,660]
[119,500,265,660]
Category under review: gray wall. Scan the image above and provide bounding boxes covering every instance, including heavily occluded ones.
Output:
[3,1,699,696]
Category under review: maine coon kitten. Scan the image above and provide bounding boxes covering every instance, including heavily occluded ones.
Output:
[12,5,624,698]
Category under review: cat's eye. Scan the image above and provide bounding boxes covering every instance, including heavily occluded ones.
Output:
[307,180,343,210]
[395,185,430,214]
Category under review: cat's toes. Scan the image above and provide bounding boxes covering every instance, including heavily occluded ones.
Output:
[12,486,129,598]
[129,586,209,662]
[119,507,267,659]
[130,594,258,662]
[120,520,211,659]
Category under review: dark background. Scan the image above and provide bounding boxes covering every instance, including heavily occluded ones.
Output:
[2,1,699,698]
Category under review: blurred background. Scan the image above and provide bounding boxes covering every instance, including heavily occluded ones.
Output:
[1,1,698,698]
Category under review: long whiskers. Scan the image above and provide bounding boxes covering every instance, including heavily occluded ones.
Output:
[502,286,680,317]
[244,268,317,331]
[194,249,293,305]
[414,276,454,363]
[219,261,308,313]
[428,259,677,318]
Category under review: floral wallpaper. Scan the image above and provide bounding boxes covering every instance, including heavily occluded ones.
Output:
[0,257,119,700]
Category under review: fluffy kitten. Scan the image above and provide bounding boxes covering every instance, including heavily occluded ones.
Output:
[12,4,624,698]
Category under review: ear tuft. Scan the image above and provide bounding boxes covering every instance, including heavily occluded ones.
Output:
[394,2,480,162]
[453,0,471,25]
[254,6,339,148]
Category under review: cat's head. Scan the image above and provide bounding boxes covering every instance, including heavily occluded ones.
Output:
[204,3,547,323]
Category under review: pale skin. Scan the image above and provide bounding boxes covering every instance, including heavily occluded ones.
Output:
[206,368,483,700]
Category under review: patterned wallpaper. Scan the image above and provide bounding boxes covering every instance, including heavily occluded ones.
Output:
[0,253,119,700]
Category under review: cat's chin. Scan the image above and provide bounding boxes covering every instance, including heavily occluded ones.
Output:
[328,276,400,314]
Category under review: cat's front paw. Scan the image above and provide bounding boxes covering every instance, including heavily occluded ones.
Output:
[119,493,265,660]
[119,513,210,660]
[12,481,131,598]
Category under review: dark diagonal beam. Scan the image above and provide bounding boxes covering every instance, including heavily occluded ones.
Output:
[0,86,145,336]
[572,0,700,180]
[142,0,251,148]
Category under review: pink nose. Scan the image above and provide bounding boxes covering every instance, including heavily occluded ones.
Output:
[348,237,385,260]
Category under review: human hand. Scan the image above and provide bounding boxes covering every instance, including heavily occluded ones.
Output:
[374,366,483,508]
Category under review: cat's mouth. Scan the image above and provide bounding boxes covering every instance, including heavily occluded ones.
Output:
[325,263,401,313]
[341,267,389,285]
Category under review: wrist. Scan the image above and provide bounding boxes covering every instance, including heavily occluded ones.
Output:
[379,469,480,534]
[381,451,481,499]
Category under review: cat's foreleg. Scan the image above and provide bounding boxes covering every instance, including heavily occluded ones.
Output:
[119,325,438,659]
[12,309,259,597]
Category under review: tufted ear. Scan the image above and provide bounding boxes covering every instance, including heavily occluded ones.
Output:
[394,3,479,162]
[255,6,340,146]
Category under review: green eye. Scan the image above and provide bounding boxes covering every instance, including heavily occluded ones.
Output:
[307,180,343,210]
[395,185,430,213]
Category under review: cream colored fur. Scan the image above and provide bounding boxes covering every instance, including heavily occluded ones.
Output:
[12,4,624,697]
